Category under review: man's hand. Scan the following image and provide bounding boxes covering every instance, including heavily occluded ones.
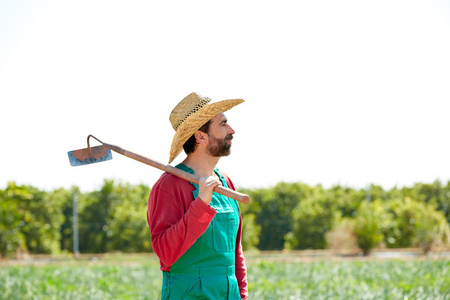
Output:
[198,176,221,205]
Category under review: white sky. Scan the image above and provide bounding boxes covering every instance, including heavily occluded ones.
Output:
[1,0,450,192]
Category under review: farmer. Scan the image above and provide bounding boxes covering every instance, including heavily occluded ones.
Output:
[147,92,248,299]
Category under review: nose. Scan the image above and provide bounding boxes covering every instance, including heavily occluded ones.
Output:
[227,124,235,135]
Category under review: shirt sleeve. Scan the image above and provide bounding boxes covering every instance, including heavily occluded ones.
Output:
[147,174,217,269]
[235,210,249,299]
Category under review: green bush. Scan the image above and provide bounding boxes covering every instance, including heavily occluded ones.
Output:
[0,187,25,257]
[353,200,392,255]
[105,183,152,253]
[285,187,340,250]
[0,182,64,255]
[78,180,152,253]
[246,182,308,250]
[240,213,261,251]
[386,197,450,252]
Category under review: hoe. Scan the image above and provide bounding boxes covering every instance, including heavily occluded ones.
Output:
[68,135,249,204]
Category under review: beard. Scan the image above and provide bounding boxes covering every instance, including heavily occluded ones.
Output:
[207,134,233,157]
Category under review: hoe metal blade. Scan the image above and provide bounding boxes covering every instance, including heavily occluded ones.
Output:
[68,145,112,167]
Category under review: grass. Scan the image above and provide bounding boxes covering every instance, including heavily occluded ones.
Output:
[1,260,161,300]
[247,259,449,299]
[0,255,449,299]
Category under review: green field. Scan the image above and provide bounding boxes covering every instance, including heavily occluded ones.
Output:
[1,255,449,300]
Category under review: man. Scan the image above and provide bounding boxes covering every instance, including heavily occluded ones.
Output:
[147,92,248,299]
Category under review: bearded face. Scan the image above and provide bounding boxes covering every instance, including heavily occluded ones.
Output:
[207,133,233,157]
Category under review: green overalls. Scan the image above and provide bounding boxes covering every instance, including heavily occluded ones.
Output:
[161,164,241,300]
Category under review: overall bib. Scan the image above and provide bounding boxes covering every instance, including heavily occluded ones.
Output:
[161,164,241,300]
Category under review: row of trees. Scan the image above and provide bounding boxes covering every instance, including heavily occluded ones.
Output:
[240,182,450,254]
[1,180,449,257]
[0,181,151,257]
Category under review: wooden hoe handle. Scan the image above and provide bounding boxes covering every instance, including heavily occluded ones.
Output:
[98,140,250,204]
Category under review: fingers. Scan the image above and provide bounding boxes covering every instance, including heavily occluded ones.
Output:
[200,176,221,188]
[198,176,221,205]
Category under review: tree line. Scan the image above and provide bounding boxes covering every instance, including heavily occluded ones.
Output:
[1,180,449,258]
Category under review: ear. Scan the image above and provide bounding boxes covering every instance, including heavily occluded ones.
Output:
[194,130,208,145]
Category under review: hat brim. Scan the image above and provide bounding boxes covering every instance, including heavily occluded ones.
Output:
[169,99,244,163]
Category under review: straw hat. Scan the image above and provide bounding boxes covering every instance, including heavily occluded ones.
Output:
[168,92,244,163]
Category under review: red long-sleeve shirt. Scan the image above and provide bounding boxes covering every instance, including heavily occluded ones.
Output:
[147,171,248,298]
